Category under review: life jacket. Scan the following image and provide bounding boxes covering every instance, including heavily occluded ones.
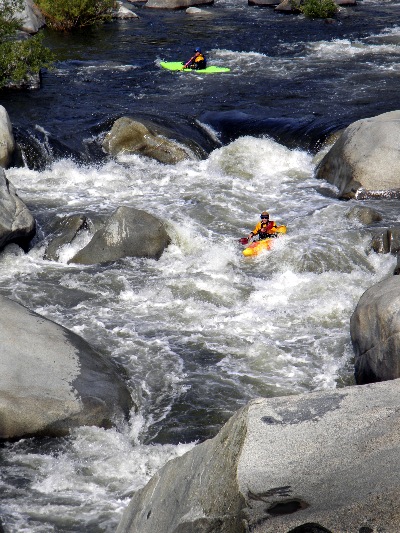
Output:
[193,53,206,69]
[258,220,277,240]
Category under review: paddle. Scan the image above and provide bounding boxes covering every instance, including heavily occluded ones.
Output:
[239,237,249,245]
[182,54,196,70]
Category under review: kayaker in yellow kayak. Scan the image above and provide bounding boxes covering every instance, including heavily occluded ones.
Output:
[248,211,281,241]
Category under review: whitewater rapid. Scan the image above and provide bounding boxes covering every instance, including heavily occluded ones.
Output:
[0,135,396,532]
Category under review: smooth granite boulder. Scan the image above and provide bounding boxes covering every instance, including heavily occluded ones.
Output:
[0,107,15,168]
[0,296,133,440]
[316,110,400,199]
[0,168,35,251]
[351,275,400,384]
[117,381,400,532]
[69,207,170,265]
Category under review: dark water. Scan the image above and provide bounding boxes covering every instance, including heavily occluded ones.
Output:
[1,1,400,531]
[2,0,400,159]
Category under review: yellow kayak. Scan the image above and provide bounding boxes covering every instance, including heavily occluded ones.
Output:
[242,225,287,257]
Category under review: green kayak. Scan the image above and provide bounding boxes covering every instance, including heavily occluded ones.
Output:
[160,61,231,74]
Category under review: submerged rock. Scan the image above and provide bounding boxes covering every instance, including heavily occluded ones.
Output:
[44,214,89,261]
[69,206,170,265]
[102,117,194,164]
[0,296,133,440]
[351,276,400,384]
[345,205,382,225]
[112,1,139,18]
[117,382,400,532]
[0,169,35,252]
[316,110,400,199]
[186,6,212,13]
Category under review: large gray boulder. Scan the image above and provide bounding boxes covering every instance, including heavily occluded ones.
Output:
[102,117,194,164]
[0,295,133,440]
[316,110,400,199]
[69,207,170,265]
[0,106,15,168]
[117,381,400,533]
[351,276,400,384]
[0,168,35,251]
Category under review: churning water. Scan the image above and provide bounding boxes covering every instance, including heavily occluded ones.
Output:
[1,0,400,530]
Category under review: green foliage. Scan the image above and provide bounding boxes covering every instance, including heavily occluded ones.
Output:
[0,0,54,89]
[0,34,54,88]
[35,0,116,31]
[0,0,24,39]
[301,0,337,18]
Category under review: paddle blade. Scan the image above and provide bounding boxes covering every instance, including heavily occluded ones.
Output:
[239,237,249,245]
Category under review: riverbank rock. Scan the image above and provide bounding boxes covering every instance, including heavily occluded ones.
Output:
[117,381,400,533]
[102,117,195,164]
[275,0,301,12]
[112,1,139,18]
[315,110,400,199]
[14,0,45,34]
[0,295,133,440]
[0,169,35,252]
[69,207,170,265]
[0,107,15,168]
[351,275,400,384]
[145,0,213,8]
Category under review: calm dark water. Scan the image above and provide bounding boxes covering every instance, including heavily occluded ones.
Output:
[2,0,400,158]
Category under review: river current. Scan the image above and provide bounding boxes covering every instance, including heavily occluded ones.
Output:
[1,0,400,531]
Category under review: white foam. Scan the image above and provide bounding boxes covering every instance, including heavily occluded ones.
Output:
[1,134,397,531]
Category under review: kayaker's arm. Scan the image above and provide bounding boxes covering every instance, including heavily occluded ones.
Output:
[183,55,195,69]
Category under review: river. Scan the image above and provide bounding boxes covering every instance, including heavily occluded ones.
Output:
[0,0,400,530]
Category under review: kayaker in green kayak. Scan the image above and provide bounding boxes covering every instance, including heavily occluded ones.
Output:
[183,47,207,70]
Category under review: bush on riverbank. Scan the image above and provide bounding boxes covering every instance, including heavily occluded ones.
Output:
[0,0,54,89]
[301,0,337,18]
[0,35,54,89]
[35,0,116,31]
